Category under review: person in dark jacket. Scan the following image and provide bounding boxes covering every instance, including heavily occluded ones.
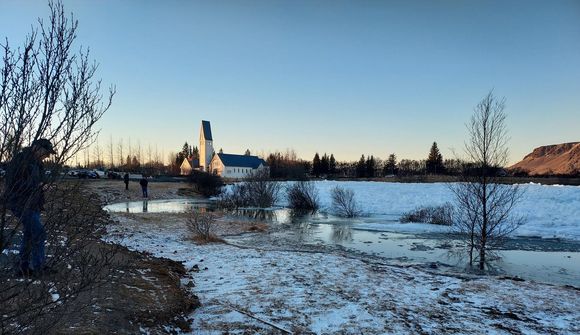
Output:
[123,173,129,190]
[139,176,148,198]
[5,139,56,276]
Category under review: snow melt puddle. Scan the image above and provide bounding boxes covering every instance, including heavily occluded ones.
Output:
[105,199,580,286]
[103,198,211,213]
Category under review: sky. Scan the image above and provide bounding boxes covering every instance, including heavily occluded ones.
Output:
[1,0,579,164]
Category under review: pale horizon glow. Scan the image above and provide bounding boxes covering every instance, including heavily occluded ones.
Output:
[1,0,579,165]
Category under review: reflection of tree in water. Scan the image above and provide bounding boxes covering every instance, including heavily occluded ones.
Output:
[331,224,353,243]
[230,209,277,221]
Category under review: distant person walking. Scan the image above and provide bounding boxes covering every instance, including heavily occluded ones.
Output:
[139,176,148,198]
[5,139,56,276]
[123,173,129,190]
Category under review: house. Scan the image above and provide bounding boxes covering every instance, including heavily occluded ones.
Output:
[180,157,199,175]
[209,153,268,178]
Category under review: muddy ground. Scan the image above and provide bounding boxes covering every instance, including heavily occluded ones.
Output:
[51,180,200,334]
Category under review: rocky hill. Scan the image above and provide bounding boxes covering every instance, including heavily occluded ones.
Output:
[510,142,580,176]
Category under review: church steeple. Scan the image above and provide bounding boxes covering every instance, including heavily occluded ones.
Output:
[199,120,214,171]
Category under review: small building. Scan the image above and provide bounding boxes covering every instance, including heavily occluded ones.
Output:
[180,157,199,175]
[209,153,268,178]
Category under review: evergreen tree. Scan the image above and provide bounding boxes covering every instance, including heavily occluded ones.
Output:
[181,142,190,158]
[356,155,366,178]
[320,153,330,175]
[366,155,376,178]
[192,146,199,159]
[329,154,337,174]
[384,153,397,175]
[312,153,321,177]
[426,142,444,174]
[245,149,251,156]
[131,155,140,169]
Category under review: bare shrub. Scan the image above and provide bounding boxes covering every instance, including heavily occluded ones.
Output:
[287,181,319,211]
[330,186,361,218]
[400,202,454,225]
[187,211,219,242]
[217,169,280,209]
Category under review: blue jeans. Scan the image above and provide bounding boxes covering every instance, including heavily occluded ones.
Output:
[141,186,148,198]
[13,209,46,271]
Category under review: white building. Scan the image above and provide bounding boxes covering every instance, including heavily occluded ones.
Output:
[180,157,199,175]
[209,153,268,179]
[180,120,268,178]
[199,120,214,172]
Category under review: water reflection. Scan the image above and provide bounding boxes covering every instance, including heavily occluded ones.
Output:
[143,200,148,213]
[331,224,353,243]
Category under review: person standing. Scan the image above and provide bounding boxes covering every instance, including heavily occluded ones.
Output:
[139,176,148,198]
[5,139,56,276]
[123,173,129,190]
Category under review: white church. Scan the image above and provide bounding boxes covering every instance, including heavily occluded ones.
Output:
[180,120,268,179]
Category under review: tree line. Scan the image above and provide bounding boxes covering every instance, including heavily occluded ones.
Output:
[305,142,468,179]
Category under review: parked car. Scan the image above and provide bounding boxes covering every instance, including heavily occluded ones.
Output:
[107,171,122,179]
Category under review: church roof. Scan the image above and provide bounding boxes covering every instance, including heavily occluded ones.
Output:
[217,153,267,168]
[201,120,213,141]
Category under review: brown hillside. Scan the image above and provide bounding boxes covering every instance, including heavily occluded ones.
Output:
[509,142,580,176]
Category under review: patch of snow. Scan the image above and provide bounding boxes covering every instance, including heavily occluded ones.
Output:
[105,216,580,334]
[275,181,580,240]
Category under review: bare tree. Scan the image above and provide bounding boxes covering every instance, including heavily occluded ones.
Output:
[108,134,114,168]
[451,91,524,270]
[0,1,117,333]
[116,138,124,169]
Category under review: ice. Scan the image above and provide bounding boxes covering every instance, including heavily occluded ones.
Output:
[272,181,580,240]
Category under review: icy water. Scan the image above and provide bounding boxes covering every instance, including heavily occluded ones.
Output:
[103,198,210,213]
[104,199,580,286]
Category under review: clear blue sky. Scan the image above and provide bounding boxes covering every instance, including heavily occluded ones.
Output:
[1,0,579,164]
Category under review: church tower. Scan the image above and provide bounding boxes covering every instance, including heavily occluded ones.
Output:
[199,120,214,171]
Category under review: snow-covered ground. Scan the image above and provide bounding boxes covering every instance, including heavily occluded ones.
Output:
[105,214,580,334]
[273,181,580,240]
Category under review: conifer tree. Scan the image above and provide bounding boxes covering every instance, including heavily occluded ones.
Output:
[426,142,444,174]
[356,155,366,178]
[321,153,330,175]
[312,153,321,177]
[366,155,376,178]
[384,153,397,175]
[329,154,337,174]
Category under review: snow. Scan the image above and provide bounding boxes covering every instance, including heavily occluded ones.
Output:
[105,214,580,334]
[273,181,580,240]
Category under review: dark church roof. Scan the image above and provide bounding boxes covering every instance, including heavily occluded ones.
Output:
[202,120,213,141]
[217,153,267,168]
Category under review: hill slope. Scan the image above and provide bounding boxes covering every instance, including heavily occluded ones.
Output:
[510,142,580,176]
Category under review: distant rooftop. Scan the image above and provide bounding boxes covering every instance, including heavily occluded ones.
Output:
[201,120,212,141]
[217,153,267,168]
